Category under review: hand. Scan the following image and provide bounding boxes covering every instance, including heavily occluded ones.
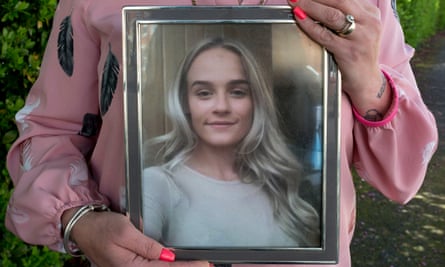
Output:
[62,208,209,267]
[288,0,392,119]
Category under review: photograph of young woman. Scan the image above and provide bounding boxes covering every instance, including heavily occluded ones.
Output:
[142,37,320,248]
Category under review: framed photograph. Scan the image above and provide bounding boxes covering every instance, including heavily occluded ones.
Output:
[123,6,340,264]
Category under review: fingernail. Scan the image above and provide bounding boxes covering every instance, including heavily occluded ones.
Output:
[159,248,175,262]
[293,7,307,20]
[290,0,298,3]
[209,264,215,267]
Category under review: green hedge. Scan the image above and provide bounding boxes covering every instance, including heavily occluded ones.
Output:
[1,0,444,265]
[0,0,68,266]
[398,0,445,47]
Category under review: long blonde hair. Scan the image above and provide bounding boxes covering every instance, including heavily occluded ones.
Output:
[148,37,320,246]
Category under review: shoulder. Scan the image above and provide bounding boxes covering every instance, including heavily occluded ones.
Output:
[143,166,172,186]
[142,166,183,204]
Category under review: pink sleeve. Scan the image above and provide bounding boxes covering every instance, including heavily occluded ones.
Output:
[352,0,438,204]
[5,0,109,252]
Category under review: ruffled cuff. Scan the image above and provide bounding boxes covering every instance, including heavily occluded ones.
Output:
[352,69,399,127]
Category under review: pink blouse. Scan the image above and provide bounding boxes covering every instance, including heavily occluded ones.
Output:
[5,0,438,266]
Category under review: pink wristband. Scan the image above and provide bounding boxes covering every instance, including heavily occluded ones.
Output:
[352,70,399,127]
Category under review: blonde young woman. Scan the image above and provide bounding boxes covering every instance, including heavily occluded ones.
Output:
[142,38,320,248]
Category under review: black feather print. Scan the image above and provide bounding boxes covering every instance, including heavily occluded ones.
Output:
[100,43,120,116]
[57,15,74,76]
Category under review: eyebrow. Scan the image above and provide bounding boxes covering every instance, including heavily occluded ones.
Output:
[190,79,250,87]
[229,79,250,86]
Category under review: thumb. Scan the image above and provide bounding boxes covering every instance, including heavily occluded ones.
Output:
[123,225,175,262]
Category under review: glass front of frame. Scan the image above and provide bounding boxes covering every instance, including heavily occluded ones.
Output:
[123,6,340,264]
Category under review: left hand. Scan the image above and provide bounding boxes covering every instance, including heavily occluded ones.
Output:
[288,0,391,118]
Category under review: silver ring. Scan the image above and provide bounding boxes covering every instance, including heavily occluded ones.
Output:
[337,14,356,36]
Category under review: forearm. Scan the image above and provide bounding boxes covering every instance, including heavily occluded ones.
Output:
[6,139,109,250]
[352,64,438,203]
[347,69,393,122]
[5,0,108,249]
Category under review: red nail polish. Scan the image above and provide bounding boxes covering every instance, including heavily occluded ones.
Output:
[290,0,298,3]
[293,7,307,20]
[159,248,175,262]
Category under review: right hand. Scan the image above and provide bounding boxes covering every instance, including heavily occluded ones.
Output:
[63,208,209,267]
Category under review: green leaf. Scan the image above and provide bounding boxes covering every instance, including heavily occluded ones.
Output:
[2,130,17,145]
[15,2,30,12]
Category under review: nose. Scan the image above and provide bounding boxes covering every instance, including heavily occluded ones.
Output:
[213,92,230,114]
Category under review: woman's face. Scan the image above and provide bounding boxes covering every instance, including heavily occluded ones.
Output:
[186,47,253,150]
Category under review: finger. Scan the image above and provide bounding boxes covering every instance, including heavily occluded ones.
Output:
[307,0,380,29]
[295,0,361,15]
[292,0,351,32]
[120,224,171,261]
[308,0,375,14]
[117,221,209,265]
[291,8,347,51]
[124,229,210,265]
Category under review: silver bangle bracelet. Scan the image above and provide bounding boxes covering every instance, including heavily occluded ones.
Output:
[62,204,109,256]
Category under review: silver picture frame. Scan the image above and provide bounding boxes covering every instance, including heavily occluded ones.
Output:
[123,6,340,264]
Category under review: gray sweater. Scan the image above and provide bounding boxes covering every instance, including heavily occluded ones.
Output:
[142,164,298,248]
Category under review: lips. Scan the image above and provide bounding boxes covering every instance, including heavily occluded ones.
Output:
[206,121,236,126]
[205,121,237,129]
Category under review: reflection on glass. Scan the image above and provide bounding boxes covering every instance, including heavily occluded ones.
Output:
[311,105,323,171]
